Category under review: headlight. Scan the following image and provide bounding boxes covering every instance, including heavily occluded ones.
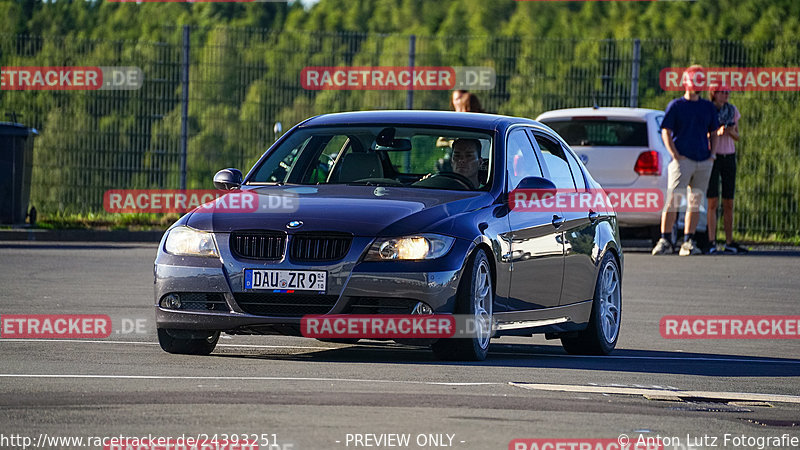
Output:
[164,226,218,257]
[364,234,455,261]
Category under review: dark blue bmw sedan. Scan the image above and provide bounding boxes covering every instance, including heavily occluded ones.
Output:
[154,110,623,361]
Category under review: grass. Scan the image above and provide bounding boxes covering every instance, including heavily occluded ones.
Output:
[731,231,800,247]
[34,211,179,231]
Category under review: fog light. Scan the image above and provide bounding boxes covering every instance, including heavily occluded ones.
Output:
[160,294,182,310]
[412,302,433,315]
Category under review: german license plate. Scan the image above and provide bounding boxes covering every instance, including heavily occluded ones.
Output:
[244,269,326,292]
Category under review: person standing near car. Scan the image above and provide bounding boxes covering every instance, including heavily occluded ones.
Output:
[449,90,484,113]
[707,85,747,254]
[652,65,720,256]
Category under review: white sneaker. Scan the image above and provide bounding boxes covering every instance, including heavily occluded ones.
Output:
[651,238,673,255]
[679,240,701,256]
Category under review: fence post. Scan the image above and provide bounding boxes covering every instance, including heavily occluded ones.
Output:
[629,38,641,108]
[406,34,416,110]
[405,34,415,171]
[180,25,190,190]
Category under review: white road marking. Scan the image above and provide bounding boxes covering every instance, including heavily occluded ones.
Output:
[509,382,800,404]
[0,373,501,386]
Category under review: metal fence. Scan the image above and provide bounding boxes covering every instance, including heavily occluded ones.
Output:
[1,28,799,238]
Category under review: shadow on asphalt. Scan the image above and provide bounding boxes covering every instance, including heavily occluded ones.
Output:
[210,341,800,377]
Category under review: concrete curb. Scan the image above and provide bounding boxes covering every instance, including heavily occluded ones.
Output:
[0,229,164,242]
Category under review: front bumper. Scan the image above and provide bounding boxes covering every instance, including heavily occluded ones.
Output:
[154,234,468,335]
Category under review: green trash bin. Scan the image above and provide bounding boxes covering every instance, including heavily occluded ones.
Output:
[0,122,38,224]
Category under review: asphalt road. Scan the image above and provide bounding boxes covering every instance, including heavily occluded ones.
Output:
[1,242,799,450]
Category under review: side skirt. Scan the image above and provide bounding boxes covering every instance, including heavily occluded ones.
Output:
[492,300,592,337]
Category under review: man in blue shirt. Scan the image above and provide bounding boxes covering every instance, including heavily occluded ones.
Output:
[652,65,720,256]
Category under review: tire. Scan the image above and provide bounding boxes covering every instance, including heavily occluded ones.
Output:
[157,328,220,355]
[561,252,621,355]
[431,249,493,361]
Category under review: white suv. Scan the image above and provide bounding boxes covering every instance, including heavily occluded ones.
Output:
[537,107,708,243]
[537,107,690,239]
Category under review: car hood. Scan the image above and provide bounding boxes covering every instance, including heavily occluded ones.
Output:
[185,185,488,236]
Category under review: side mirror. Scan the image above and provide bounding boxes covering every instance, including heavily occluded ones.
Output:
[514,176,556,191]
[505,176,558,209]
[213,168,243,190]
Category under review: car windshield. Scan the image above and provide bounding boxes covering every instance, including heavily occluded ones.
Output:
[543,120,648,147]
[247,125,493,190]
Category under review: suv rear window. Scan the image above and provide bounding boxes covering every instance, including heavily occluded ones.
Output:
[542,120,648,147]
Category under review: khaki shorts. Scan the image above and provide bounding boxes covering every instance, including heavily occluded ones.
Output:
[665,157,713,212]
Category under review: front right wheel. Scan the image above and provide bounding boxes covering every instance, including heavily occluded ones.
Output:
[157,328,220,355]
[561,252,621,355]
[431,249,493,361]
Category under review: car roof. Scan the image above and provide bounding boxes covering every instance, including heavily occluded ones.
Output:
[536,107,663,121]
[299,110,538,131]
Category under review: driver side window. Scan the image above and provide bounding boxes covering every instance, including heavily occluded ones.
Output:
[303,135,348,184]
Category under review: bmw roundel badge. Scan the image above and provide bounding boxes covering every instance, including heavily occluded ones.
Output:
[287,220,303,229]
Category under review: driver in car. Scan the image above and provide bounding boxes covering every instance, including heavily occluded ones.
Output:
[451,138,482,189]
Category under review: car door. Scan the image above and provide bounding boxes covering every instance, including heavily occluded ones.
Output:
[530,130,597,306]
[503,128,564,310]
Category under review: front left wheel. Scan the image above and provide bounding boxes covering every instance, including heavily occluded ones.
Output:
[431,249,493,361]
[157,328,220,355]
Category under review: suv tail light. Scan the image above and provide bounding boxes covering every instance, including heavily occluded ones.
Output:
[634,150,661,176]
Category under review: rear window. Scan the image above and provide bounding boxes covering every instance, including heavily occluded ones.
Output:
[542,120,648,147]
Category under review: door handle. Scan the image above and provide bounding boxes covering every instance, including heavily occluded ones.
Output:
[552,214,565,228]
[588,210,600,223]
